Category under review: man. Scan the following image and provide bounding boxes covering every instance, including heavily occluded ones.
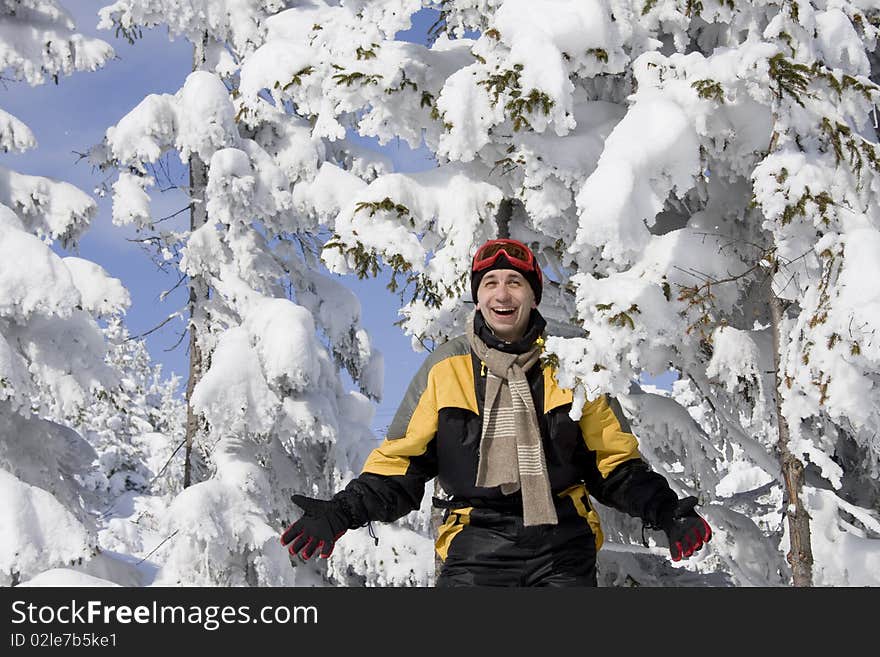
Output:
[281,238,712,586]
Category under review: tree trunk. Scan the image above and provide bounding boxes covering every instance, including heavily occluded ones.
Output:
[769,292,814,586]
[183,277,205,488]
[183,33,209,488]
[496,198,513,239]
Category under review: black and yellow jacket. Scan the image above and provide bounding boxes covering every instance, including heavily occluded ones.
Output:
[337,311,677,558]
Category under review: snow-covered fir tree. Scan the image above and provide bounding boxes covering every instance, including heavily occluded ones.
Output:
[77,316,188,501]
[0,0,116,585]
[91,0,427,586]
[238,0,880,586]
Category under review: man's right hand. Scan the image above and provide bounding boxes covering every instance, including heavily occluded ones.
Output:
[280,494,351,560]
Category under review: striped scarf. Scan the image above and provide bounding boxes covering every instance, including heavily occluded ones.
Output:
[467,316,558,526]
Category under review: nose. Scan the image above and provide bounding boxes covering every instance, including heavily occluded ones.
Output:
[494,284,513,301]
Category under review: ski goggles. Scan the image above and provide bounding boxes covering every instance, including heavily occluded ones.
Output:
[471,239,542,285]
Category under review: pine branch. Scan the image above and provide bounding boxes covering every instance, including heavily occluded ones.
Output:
[125,312,184,342]
[136,530,179,566]
[146,437,187,490]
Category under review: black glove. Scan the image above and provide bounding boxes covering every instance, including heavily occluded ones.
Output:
[280,494,352,560]
[659,496,712,562]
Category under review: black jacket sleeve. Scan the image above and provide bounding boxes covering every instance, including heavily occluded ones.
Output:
[335,471,431,527]
[578,394,678,526]
[588,459,678,528]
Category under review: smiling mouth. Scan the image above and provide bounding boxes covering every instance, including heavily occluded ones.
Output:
[491,307,516,317]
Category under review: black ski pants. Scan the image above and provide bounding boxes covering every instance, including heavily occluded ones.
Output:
[435,507,598,587]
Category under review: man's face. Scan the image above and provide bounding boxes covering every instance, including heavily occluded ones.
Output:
[476,269,537,342]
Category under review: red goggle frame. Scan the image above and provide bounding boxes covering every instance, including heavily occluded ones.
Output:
[472,239,542,286]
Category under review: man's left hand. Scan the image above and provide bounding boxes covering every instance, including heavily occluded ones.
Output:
[661,496,712,562]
